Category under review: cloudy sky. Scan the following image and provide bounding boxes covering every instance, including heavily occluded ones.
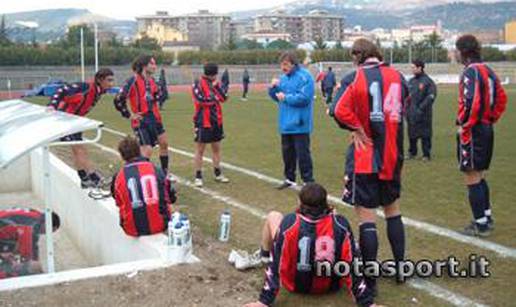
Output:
[2,0,294,20]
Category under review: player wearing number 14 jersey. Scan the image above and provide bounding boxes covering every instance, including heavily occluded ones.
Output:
[328,38,409,291]
[111,137,177,237]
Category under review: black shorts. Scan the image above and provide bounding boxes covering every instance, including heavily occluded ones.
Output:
[342,173,401,208]
[457,124,494,172]
[60,132,83,142]
[194,125,224,143]
[134,116,165,147]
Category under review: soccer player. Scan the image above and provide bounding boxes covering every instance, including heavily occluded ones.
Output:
[269,51,315,190]
[244,183,376,307]
[111,137,176,237]
[0,208,61,278]
[114,55,170,174]
[328,38,408,292]
[191,63,230,187]
[406,59,437,161]
[454,35,507,237]
[48,68,115,188]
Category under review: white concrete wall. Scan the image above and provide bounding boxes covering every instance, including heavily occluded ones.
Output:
[0,154,31,193]
[30,149,176,266]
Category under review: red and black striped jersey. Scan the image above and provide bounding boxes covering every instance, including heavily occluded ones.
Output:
[113,157,171,237]
[457,62,507,144]
[114,74,164,128]
[0,208,44,261]
[192,76,228,128]
[259,211,373,306]
[48,81,104,116]
[331,60,409,181]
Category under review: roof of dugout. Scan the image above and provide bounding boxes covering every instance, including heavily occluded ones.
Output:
[0,100,103,169]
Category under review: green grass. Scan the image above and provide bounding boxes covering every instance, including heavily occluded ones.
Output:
[27,84,516,306]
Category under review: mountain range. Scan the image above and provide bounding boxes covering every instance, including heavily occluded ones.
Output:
[2,1,515,43]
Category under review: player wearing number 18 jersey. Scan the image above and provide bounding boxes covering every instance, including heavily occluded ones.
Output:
[328,38,409,291]
[111,137,176,237]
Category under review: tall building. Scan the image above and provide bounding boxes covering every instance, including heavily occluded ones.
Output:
[505,20,516,44]
[136,10,231,50]
[253,10,344,44]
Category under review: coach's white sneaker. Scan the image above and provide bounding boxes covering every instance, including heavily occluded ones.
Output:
[194,178,203,188]
[228,249,247,264]
[215,174,230,183]
[234,250,262,270]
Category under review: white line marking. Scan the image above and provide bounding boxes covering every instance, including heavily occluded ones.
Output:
[102,127,516,259]
[93,140,488,307]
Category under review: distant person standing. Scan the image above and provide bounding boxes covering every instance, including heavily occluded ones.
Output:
[315,69,326,99]
[191,63,230,187]
[322,66,336,105]
[242,68,250,101]
[406,59,437,161]
[268,51,315,190]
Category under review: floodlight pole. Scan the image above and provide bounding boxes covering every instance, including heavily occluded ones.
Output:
[42,145,55,273]
[94,23,99,73]
[80,28,85,82]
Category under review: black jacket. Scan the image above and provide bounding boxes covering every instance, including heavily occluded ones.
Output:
[407,73,437,138]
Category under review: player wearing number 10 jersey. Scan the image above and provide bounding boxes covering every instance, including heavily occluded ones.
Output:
[111,137,176,237]
[328,38,409,292]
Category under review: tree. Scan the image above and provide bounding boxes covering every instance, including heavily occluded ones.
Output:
[482,47,505,61]
[236,39,264,50]
[132,33,161,51]
[0,15,11,46]
[267,39,294,50]
[313,36,327,50]
[334,41,344,50]
[424,31,444,62]
[63,24,95,48]
[221,36,237,50]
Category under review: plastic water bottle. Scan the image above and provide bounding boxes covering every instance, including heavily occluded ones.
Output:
[219,210,231,242]
[167,219,175,246]
[180,214,191,245]
[172,222,185,247]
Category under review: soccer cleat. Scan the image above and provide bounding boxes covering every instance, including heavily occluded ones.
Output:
[193,178,203,188]
[228,249,245,264]
[460,221,491,237]
[487,218,495,230]
[215,174,230,183]
[276,180,296,190]
[80,178,98,189]
[234,249,263,270]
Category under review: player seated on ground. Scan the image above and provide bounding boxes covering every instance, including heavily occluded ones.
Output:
[47,68,115,188]
[0,208,60,279]
[244,183,377,307]
[111,136,176,237]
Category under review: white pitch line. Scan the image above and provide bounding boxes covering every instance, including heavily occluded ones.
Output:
[92,140,488,307]
[102,127,516,259]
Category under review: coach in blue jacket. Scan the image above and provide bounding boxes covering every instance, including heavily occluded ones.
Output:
[268,51,315,190]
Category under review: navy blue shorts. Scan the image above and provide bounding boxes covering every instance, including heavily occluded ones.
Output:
[342,173,401,208]
[457,124,493,172]
[194,125,224,143]
[134,116,165,147]
[60,132,83,142]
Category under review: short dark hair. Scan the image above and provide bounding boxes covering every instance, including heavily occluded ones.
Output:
[328,66,332,71]
[412,59,425,69]
[299,183,329,215]
[118,136,141,162]
[456,34,481,61]
[204,63,219,76]
[132,55,155,74]
[94,68,114,83]
[279,51,299,65]
[350,38,383,65]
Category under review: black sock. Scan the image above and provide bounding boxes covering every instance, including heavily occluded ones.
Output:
[214,167,222,177]
[195,170,202,179]
[480,179,492,222]
[386,215,405,263]
[468,182,488,231]
[260,248,270,259]
[88,171,101,184]
[160,155,169,173]
[77,170,88,181]
[359,223,378,288]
